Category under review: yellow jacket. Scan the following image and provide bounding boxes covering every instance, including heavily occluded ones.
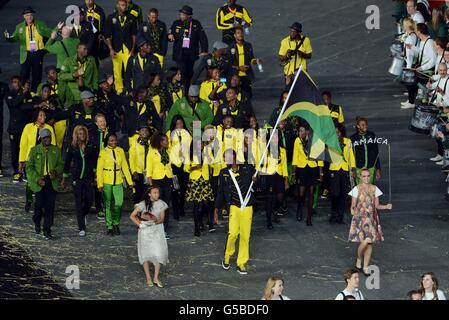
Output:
[213,125,246,175]
[329,137,355,171]
[146,147,173,180]
[184,153,211,181]
[167,129,192,168]
[259,147,288,177]
[19,123,56,163]
[96,146,133,188]
[129,139,150,174]
[292,137,323,168]
[200,80,227,111]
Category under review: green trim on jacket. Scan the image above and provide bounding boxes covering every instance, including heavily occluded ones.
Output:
[7,20,53,64]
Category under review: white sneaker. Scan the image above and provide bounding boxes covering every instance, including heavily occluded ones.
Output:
[430,155,443,162]
[403,92,408,96]
[400,100,409,105]
[401,102,415,109]
[436,160,444,165]
[79,230,86,237]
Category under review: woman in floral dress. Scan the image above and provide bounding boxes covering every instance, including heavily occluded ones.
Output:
[348,168,392,276]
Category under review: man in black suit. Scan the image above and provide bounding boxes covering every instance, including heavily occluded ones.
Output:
[227,26,261,97]
[138,8,168,68]
[124,37,161,94]
[168,5,208,94]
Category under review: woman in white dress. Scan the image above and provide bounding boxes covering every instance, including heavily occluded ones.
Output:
[348,169,392,276]
[130,186,168,288]
[420,272,447,300]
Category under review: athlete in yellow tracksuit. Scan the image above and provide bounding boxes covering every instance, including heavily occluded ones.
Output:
[104,0,137,94]
[96,133,133,235]
[129,124,150,204]
[216,150,256,275]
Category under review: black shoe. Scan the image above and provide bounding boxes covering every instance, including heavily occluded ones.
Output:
[222,260,230,270]
[194,230,200,237]
[34,225,41,235]
[296,212,303,222]
[237,266,248,275]
[25,202,32,213]
[43,233,54,240]
[208,225,216,233]
[329,217,336,224]
[199,223,205,231]
[267,223,274,230]
[113,225,120,235]
[180,210,185,217]
[106,229,114,236]
[312,209,317,216]
[306,220,313,226]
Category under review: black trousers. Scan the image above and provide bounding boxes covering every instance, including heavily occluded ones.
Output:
[94,187,104,213]
[152,177,173,231]
[330,170,349,222]
[73,179,94,231]
[171,165,188,219]
[133,173,146,204]
[193,201,214,233]
[322,162,331,191]
[437,139,444,157]
[177,53,196,94]
[9,133,20,174]
[407,77,427,104]
[240,75,253,98]
[20,50,45,93]
[33,177,57,234]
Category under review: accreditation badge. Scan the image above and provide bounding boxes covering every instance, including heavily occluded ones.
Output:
[29,40,37,53]
[182,37,191,49]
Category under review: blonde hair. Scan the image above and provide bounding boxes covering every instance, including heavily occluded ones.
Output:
[402,17,416,32]
[262,276,283,300]
[71,125,89,148]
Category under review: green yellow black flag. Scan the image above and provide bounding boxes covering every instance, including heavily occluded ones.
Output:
[280,71,343,163]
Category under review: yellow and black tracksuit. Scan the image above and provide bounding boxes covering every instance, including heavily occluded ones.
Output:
[104,13,137,94]
[199,79,227,113]
[328,103,345,124]
[329,137,355,223]
[129,137,150,204]
[167,129,192,219]
[146,146,173,231]
[96,146,133,231]
[215,164,256,269]
[216,4,253,44]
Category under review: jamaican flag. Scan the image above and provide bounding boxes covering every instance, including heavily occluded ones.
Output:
[280,70,342,163]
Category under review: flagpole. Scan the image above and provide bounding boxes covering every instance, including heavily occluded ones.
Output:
[240,66,304,210]
[388,142,392,203]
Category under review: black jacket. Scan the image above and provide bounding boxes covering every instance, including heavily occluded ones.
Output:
[119,97,162,136]
[95,88,127,134]
[191,53,232,85]
[350,130,381,170]
[213,100,253,128]
[227,41,256,82]
[124,53,161,93]
[169,18,208,62]
[215,165,256,209]
[6,90,33,134]
[138,20,168,56]
[63,144,97,181]
[104,13,137,52]
[79,3,106,34]
[52,104,101,149]
[70,21,96,56]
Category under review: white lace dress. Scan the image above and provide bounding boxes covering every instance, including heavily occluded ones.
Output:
[136,200,169,265]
